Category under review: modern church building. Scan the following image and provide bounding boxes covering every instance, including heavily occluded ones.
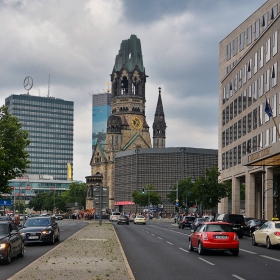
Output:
[219,0,280,219]
[5,94,74,180]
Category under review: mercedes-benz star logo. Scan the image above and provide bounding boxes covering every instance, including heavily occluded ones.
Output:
[23,76,33,91]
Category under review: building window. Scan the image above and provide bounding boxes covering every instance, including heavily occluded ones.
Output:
[222,131,225,147]
[243,64,247,84]
[238,94,242,113]
[222,153,225,170]
[226,151,229,169]
[234,123,237,141]
[247,139,251,154]
[265,69,270,93]
[238,69,242,89]
[234,98,237,117]
[259,104,263,126]
[272,30,278,56]
[238,145,241,164]
[238,120,241,139]
[259,75,263,97]
[242,142,246,156]
[243,90,247,111]
[230,126,233,143]
[226,106,229,123]
[234,147,237,166]
[233,38,238,56]
[248,85,252,106]
[226,129,229,146]
[248,112,252,133]
[243,116,246,136]
[254,20,260,40]
[253,108,258,130]
[259,46,264,68]
[265,129,269,147]
[271,5,278,19]
[229,149,233,167]
[253,135,257,150]
[254,52,258,74]
[248,59,252,80]
[258,132,263,148]
[227,43,231,61]
[226,65,231,74]
[272,94,276,117]
[239,32,245,51]
[266,38,271,63]
[222,109,225,126]
[262,13,268,31]
[272,63,277,87]
[253,80,258,102]
[272,126,277,143]
[247,26,252,45]
[230,102,233,120]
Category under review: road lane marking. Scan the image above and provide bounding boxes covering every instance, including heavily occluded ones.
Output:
[260,255,280,262]
[179,247,189,253]
[151,234,155,236]
[198,257,215,266]
[157,237,162,240]
[232,275,245,280]
[145,231,150,233]
[166,241,173,245]
[239,249,258,254]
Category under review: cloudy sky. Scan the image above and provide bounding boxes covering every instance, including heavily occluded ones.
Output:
[0,0,266,181]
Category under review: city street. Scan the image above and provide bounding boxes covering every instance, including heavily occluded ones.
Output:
[113,219,280,280]
[0,219,87,280]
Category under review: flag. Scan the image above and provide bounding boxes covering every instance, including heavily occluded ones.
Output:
[265,99,273,118]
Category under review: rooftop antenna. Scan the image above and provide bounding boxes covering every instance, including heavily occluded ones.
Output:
[48,73,50,97]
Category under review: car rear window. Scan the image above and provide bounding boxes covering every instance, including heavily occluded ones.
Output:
[207,224,233,232]
[275,223,280,229]
[227,215,244,224]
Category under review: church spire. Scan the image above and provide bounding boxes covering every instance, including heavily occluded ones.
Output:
[153,87,167,148]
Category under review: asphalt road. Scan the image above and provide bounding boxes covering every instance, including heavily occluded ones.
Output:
[0,219,88,280]
[113,219,280,280]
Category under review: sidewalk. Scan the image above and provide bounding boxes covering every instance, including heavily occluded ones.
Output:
[8,220,134,280]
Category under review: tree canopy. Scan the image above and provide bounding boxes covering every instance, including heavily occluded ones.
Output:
[0,106,30,194]
[132,184,162,207]
[61,182,87,208]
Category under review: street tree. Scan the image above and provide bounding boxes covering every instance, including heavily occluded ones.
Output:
[61,182,87,208]
[132,184,162,207]
[0,106,30,194]
[28,193,48,213]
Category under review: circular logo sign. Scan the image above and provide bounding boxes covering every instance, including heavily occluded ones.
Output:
[23,76,33,91]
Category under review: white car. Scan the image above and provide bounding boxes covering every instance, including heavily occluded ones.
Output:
[252,221,280,248]
[110,212,121,221]
[134,215,146,225]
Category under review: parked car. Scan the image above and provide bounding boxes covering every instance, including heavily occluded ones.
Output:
[134,215,146,225]
[117,215,129,225]
[191,218,206,229]
[19,216,60,245]
[244,219,267,236]
[252,221,280,248]
[215,214,246,238]
[53,215,64,220]
[110,212,121,222]
[0,220,24,264]
[178,216,195,229]
[188,222,239,256]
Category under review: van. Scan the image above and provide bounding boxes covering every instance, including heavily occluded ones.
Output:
[215,214,246,238]
[110,212,121,221]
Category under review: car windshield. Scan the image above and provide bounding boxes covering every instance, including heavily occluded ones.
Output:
[119,215,127,218]
[0,224,8,235]
[206,224,233,232]
[24,218,50,227]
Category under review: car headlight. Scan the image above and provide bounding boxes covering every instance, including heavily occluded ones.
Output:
[20,232,26,237]
[42,230,52,235]
[0,243,8,249]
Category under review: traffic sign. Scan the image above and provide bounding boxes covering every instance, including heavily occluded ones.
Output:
[175,202,179,207]
[0,199,12,206]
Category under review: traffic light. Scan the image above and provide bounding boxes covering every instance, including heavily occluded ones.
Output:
[142,188,145,194]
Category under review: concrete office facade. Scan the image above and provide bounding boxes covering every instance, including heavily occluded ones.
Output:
[219,0,280,219]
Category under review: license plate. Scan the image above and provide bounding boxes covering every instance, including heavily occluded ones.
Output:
[232,227,239,230]
[28,236,39,239]
[214,235,228,239]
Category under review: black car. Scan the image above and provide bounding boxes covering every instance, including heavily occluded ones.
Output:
[178,216,195,229]
[19,217,60,245]
[0,221,24,264]
[244,219,267,236]
[117,215,129,225]
[53,215,64,220]
[215,214,245,238]
[190,218,206,229]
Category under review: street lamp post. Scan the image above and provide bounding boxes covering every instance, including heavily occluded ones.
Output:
[263,179,274,219]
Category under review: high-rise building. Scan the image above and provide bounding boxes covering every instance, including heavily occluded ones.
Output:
[5,94,74,180]
[92,93,111,153]
[218,1,280,219]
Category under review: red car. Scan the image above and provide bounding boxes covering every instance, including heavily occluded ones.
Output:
[188,222,239,256]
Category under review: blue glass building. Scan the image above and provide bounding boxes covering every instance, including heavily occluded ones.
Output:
[92,93,111,153]
[5,94,74,180]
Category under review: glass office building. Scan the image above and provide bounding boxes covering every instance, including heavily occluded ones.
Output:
[92,93,111,153]
[5,94,74,180]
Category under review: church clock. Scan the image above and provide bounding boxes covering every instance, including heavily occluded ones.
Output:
[131,116,143,129]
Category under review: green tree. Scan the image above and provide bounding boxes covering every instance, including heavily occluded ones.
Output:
[0,106,30,194]
[61,182,87,208]
[132,184,162,207]
[28,193,48,213]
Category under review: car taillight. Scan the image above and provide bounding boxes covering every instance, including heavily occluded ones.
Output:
[202,233,208,240]
[234,234,239,241]
[274,232,280,236]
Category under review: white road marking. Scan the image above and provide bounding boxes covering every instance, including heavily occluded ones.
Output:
[239,249,258,254]
[179,247,189,253]
[198,257,215,266]
[151,234,155,236]
[166,241,173,245]
[79,239,108,241]
[260,255,280,262]
[157,237,162,240]
[145,231,150,233]
[232,275,246,280]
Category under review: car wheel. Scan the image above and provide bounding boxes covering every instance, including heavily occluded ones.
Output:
[188,239,194,251]
[238,234,243,238]
[117,222,119,225]
[50,234,55,245]
[266,237,273,249]
[198,241,205,255]
[56,231,60,242]
[249,230,252,237]
[5,246,12,264]
[182,225,185,229]
[144,223,146,225]
[17,243,25,257]
[127,222,129,225]
[231,248,239,256]
[252,235,258,246]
